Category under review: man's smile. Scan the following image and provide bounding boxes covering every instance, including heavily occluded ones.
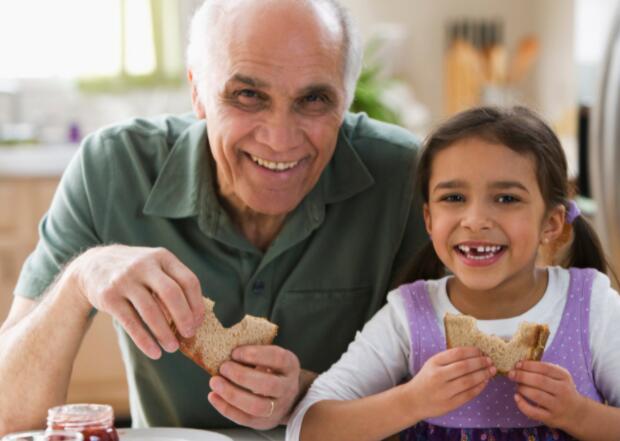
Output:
[248,153,304,172]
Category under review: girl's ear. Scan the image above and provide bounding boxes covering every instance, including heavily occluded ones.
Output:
[423,203,432,236]
[541,203,566,244]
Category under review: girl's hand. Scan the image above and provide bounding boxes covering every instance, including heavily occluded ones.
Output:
[509,361,586,430]
[406,347,496,420]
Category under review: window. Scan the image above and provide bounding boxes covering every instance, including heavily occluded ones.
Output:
[0,0,183,88]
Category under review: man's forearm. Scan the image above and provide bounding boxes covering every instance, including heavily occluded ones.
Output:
[0,271,92,434]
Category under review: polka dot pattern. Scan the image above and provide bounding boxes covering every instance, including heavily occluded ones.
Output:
[399,269,603,438]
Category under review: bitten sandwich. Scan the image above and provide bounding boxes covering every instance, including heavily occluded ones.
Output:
[176,297,278,376]
[444,313,550,375]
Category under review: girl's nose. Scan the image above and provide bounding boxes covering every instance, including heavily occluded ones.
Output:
[255,110,304,152]
[460,204,493,231]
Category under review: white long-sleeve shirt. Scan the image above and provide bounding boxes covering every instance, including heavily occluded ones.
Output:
[287,267,620,440]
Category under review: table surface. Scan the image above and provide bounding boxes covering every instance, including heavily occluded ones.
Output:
[217,427,285,441]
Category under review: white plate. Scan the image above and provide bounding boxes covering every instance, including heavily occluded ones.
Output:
[118,428,233,441]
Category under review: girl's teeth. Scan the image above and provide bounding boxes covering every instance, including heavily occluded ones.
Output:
[457,244,503,259]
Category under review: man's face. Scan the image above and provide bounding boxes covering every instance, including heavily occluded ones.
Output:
[191,1,347,217]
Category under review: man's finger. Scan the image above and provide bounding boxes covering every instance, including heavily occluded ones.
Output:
[209,375,274,418]
[231,345,299,374]
[148,272,194,338]
[158,249,205,327]
[129,287,179,353]
[219,361,285,397]
[112,298,162,359]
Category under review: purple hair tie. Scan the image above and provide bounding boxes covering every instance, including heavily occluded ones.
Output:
[566,200,581,224]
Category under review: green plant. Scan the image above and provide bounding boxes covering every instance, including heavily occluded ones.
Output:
[350,40,402,125]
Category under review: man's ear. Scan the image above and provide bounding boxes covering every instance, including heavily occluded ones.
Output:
[541,203,566,244]
[423,203,432,236]
[188,69,206,119]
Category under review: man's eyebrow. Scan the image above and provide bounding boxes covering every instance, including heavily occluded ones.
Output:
[228,74,270,88]
[299,83,338,96]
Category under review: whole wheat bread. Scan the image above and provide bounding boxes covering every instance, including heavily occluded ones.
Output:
[444,313,549,375]
[177,297,278,376]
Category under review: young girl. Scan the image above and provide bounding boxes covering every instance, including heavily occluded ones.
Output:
[286,106,620,441]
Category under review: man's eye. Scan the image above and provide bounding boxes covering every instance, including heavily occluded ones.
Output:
[497,195,520,203]
[297,93,332,113]
[236,89,259,101]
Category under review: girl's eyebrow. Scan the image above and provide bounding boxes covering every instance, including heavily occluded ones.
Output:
[489,181,530,193]
[432,180,467,192]
[431,180,530,193]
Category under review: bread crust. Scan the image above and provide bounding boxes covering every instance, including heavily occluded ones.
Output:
[444,313,549,375]
[175,298,278,376]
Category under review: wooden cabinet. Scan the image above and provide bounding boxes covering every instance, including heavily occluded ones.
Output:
[0,177,129,418]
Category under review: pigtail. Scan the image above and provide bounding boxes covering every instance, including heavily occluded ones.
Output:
[394,240,446,287]
[568,216,619,285]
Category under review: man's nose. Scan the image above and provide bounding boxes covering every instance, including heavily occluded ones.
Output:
[255,110,304,152]
[460,203,493,231]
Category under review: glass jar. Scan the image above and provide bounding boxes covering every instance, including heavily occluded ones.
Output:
[46,404,119,441]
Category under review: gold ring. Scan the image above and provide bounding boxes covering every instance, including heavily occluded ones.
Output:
[267,399,275,418]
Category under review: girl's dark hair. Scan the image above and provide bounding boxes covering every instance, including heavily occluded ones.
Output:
[399,105,613,284]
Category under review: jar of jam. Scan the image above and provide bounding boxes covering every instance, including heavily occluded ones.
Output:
[46,404,119,441]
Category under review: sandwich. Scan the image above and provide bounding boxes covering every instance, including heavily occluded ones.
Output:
[444,313,549,375]
[176,297,278,376]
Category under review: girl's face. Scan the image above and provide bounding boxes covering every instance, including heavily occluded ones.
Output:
[423,137,564,293]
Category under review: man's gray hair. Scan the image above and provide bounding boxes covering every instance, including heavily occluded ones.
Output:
[186,0,363,109]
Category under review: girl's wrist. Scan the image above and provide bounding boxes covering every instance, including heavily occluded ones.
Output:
[558,393,589,433]
[394,381,426,427]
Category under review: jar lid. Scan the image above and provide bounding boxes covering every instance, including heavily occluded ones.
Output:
[47,404,114,428]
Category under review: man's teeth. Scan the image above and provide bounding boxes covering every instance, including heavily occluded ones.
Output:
[457,244,503,260]
[250,154,300,171]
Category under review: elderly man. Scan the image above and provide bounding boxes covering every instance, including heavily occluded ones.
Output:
[0,0,425,433]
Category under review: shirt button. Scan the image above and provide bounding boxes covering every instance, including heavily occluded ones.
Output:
[252,280,265,295]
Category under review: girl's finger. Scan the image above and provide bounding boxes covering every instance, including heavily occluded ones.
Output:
[515,361,568,380]
[450,377,489,408]
[516,384,556,409]
[509,369,562,395]
[433,347,484,366]
[514,393,552,422]
[441,356,494,381]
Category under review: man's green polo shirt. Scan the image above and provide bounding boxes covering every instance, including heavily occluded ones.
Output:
[14,112,426,428]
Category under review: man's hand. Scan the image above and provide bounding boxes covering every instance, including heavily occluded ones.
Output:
[67,245,206,359]
[404,347,495,421]
[207,345,303,430]
[509,361,585,430]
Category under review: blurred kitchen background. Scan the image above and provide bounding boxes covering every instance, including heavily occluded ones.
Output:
[0,0,619,426]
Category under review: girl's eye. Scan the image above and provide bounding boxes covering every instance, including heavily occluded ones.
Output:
[440,194,465,203]
[497,194,520,203]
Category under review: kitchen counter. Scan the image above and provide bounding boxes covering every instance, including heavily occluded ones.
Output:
[0,143,78,176]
